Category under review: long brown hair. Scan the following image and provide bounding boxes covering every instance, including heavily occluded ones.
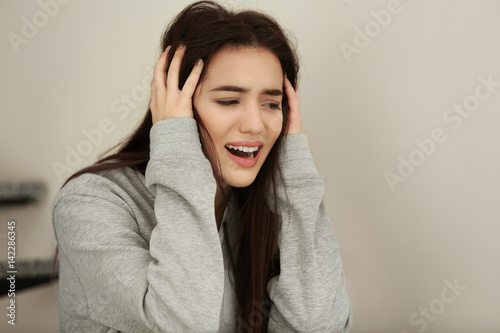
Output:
[59,1,298,331]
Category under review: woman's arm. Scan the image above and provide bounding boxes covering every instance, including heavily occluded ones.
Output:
[266,77,352,332]
[53,118,223,332]
[266,134,352,332]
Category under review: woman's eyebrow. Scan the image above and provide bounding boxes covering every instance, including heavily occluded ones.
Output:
[263,89,283,96]
[210,85,283,96]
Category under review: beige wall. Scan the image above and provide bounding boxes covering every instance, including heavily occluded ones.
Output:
[1,0,499,332]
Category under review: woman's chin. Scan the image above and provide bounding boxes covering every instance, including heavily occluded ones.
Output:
[222,173,258,188]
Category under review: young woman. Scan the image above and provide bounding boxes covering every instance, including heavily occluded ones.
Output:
[52,1,352,332]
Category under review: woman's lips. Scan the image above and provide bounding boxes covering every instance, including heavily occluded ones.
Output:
[226,140,264,147]
[226,148,261,168]
[225,142,262,168]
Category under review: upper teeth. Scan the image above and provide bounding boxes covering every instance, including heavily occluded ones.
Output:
[226,145,260,153]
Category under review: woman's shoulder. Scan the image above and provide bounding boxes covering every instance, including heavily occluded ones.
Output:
[53,166,150,211]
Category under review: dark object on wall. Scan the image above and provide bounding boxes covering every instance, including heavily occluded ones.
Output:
[0,181,46,206]
[0,260,58,296]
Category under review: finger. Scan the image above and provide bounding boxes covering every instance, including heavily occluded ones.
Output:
[284,75,302,134]
[179,58,204,102]
[286,73,299,91]
[284,75,299,109]
[166,44,186,92]
[150,78,157,109]
[153,46,171,93]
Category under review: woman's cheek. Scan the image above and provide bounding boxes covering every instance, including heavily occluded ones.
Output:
[268,112,283,135]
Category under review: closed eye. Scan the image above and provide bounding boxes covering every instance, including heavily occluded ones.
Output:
[216,100,239,106]
[264,103,281,110]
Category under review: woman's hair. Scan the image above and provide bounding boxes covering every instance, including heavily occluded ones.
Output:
[60,1,299,331]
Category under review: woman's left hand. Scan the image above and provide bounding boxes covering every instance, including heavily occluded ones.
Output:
[284,75,302,135]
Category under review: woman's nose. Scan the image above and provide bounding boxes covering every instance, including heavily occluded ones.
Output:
[239,102,264,134]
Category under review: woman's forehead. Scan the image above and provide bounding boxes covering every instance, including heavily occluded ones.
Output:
[202,46,283,90]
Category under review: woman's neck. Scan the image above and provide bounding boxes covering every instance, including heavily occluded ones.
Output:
[214,183,230,231]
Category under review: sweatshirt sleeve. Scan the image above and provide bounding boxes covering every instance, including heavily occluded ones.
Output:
[52,118,224,332]
[267,134,352,333]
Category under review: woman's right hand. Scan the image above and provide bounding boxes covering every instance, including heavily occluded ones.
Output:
[150,44,204,124]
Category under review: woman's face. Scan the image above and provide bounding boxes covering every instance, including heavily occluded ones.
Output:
[193,46,284,188]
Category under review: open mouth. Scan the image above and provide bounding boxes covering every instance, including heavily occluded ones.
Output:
[225,144,261,159]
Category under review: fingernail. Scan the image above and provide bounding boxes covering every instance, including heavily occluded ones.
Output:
[196,58,203,66]
[164,45,171,54]
[178,44,185,50]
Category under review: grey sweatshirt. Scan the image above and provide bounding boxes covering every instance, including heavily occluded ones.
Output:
[52,118,352,332]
